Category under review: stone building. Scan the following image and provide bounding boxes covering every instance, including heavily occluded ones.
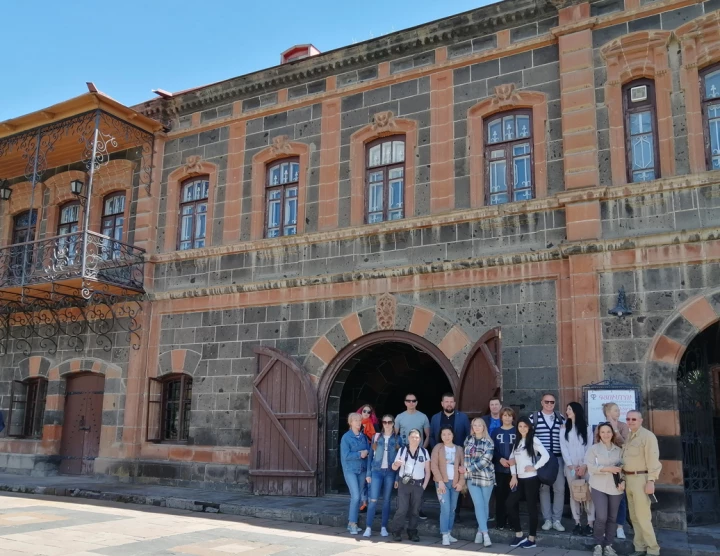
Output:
[1,0,720,530]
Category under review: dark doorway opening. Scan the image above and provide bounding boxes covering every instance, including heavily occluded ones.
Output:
[325,339,453,494]
[678,321,720,525]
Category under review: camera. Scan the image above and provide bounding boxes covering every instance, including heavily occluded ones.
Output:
[401,475,412,485]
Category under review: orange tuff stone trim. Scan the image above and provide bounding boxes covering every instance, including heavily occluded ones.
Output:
[223,121,247,243]
[318,98,341,230]
[170,349,187,373]
[680,295,719,331]
[467,89,548,207]
[658,459,683,486]
[649,410,680,436]
[311,335,338,365]
[349,113,418,225]
[340,313,363,342]
[409,307,434,337]
[250,138,309,240]
[566,200,601,240]
[438,326,470,360]
[650,334,685,365]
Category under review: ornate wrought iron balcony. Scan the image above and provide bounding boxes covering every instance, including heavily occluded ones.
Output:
[0,231,145,294]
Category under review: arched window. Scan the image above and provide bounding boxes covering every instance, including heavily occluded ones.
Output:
[484,110,533,205]
[623,79,660,183]
[147,374,192,442]
[178,178,209,250]
[10,210,37,281]
[366,136,405,223]
[102,193,125,242]
[12,210,37,244]
[266,158,299,237]
[701,65,720,170]
[57,201,81,264]
[8,377,47,438]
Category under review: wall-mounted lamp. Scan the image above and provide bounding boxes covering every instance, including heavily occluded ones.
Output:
[70,179,88,207]
[0,180,11,201]
[608,286,632,317]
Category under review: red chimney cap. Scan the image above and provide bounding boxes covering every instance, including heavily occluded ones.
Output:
[281,44,321,64]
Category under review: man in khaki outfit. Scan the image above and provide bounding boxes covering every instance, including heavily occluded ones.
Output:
[621,410,661,556]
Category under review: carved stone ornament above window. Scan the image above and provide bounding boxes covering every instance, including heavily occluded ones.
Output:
[376,292,397,330]
[270,135,293,156]
[183,155,205,174]
[491,83,522,109]
[371,111,397,132]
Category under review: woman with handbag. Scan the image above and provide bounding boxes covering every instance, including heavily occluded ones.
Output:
[431,426,466,546]
[560,402,595,536]
[341,412,371,535]
[364,414,401,537]
[506,416,550,549]
[586,423,626,556]
[464,417,495,547]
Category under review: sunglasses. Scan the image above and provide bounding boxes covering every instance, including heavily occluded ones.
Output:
[362,410,371,414]
[598,421,612,427]
[627,418,640,422]
[543,400,555,405]
[405,399,417,403]
[382,420,394,424]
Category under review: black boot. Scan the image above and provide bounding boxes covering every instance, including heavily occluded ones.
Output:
[392,531,403,542]
[408,529,420,542]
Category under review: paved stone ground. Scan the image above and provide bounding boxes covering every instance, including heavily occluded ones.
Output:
[0,492,602,556]
[0,474,716,555]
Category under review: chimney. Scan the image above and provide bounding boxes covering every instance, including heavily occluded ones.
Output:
[281,44,321,64]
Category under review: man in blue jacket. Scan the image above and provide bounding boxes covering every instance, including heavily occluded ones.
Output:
[429,393,470,449]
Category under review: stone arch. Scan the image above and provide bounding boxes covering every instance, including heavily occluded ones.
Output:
[163,157,218,252]
[600,31,675,184]
[44,170,89,238]
[250,137,310,240]
[467,86,548,205]
[349,112,418,225]
[304,301,472,379]
[16,355,52,381]
[48,357,123,381]
[157,348,202,377]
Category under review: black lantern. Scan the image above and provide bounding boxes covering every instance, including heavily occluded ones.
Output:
[0,180,10,201]
[608,286,632,317]
[70,179,85,196]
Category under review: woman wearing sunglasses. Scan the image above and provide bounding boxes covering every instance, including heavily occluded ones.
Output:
[357,404,378,513]
[364,414,401,537]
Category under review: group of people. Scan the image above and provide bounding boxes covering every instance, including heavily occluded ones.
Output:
[340,392,662,556]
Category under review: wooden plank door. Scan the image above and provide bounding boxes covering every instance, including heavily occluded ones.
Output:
[458,328,502,421]
[59,373,105,475]
[250,347,318,496]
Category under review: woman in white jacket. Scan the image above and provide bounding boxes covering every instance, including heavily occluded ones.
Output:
[506,416,549,549]
[560,402,595,536]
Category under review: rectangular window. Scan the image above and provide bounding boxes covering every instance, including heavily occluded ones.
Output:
[484,110,534,205]
[266,158,300,237]
[623,79,659,183]
[148,375,192,443]
[701,66,720,170]
[8,379,47,438]
[366,137,405,223]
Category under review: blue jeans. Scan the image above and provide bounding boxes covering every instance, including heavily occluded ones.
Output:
[367,468,395,528]
[468,483,494,532]
[617,492,627,526]
[344,470,366,524]
[438,480,461,534]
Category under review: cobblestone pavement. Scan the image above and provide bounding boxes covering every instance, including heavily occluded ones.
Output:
[0,492,594,556]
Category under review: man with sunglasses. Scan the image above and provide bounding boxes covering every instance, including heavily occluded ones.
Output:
[395,394,431,519]
[622,410,661,556]
[530,393,567,532]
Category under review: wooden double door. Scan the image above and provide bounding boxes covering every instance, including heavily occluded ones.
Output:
[249,329,502,497]
[59,373,105,475]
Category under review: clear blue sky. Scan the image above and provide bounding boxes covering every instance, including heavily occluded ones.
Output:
[0,0,492,122]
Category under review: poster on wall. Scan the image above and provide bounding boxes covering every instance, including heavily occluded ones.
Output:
[583,380,641,430]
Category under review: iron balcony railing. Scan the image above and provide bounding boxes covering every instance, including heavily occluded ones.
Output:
[0,231,145,292]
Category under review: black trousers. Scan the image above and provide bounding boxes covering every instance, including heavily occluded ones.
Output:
[495,472,512,527]
[390,482,424,533]
[506,476,540,537]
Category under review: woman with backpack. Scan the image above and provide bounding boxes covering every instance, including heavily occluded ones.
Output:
[363,414,401,538]
[506,416,550,549]
[340,412,371,535]
[560,402,595,536]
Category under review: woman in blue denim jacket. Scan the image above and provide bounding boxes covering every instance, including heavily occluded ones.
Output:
[341,412,371,534]
[363,414,401,538]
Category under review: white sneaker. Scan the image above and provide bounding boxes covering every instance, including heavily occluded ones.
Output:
[381,527,389,537]
[593,545,603,556]
[553,520,566,532]
[483,533,492,547]
[448,534,458,543]
[363,527,371,537]
[542,520,553,531]
[348,523,360,535]
[474,531,483,544]
[616,527,626,539]
[442,534,450,546]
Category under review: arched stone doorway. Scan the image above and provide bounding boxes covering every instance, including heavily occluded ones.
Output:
[316,330,457,494]
[677,322,720,525]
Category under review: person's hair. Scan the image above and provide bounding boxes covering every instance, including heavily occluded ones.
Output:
[372,414,399,451]
[347,412,362,427]
[441,392,455,401]
[471,417,491,440]
[439,425,455,441]
[489,397,502,405]
[541,392,556,401]
[595,422,622,447]
[405,392,417,399]
[513,416,536,457]
[602,402,619,418]
[500,406,516,420]
[407,428,422,440]
[565,401,588,446]
[627,409,642,419]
